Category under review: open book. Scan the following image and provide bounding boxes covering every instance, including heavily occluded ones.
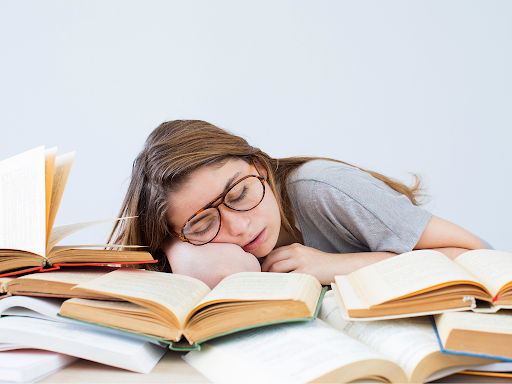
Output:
[332,249,512,320]
[0,146,155,277]
[183,293,492,384]
[0,267,119,299]
[58,268,325,350]
[433,310,512,361]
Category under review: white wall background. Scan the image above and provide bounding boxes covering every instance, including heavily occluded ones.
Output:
[1,1,511,252]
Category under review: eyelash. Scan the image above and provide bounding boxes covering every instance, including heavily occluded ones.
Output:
[230,186,248,203]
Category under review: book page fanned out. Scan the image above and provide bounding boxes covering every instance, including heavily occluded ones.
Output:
[0,146,46,256]
[47,217,133,253]
[46,151,75,246]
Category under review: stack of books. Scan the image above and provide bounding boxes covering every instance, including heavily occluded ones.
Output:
[2,147,512,383]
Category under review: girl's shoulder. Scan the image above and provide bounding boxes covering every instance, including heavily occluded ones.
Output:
[287,159,379,189]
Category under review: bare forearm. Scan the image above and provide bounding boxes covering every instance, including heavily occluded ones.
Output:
[164,239,261,289]
[262,245,398,285]
[334,251,398,275]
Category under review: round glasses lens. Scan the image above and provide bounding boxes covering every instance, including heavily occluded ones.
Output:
[183,208,220,245]
[225,176,264,211]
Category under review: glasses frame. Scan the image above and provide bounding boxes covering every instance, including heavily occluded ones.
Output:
[171,160,266,246]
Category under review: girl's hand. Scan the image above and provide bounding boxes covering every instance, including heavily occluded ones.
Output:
[261,243,343,285]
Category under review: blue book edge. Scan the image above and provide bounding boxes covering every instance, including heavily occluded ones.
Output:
[429,315,511,362]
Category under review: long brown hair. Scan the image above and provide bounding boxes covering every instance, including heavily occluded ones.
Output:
[109,120,427,271]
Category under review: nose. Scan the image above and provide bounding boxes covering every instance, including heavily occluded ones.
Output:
[217,205,250,238]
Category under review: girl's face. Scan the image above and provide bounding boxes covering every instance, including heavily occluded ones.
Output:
[166,158,282,258]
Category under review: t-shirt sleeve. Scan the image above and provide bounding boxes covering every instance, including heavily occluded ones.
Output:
[288,164,432,254]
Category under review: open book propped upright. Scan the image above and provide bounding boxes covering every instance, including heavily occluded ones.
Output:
[0,146,155,277]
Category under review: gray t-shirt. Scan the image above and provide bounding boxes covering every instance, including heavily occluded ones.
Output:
[286,160,432,254]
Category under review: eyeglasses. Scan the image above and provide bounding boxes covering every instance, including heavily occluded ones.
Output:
[171,161,266,245]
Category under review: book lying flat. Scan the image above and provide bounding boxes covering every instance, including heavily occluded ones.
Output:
[0,146,155,277]
[58,269,326,351]
[0,267,119,299]
[0,316,166,374]
[0,295,164,345]
[0,349,77,384]
[317,291,495,383]
[432,309,512,361]
[184,314,493,384]
[332,249,512,320]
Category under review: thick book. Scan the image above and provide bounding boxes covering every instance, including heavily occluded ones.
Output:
[0,267,120,299]
[0,316,166,374]
[58,268,326,351]
[184,292,492,384]
[332,249,512,320]
[432,310,512,361]
[0,146,155,277]
[0,349,77,384]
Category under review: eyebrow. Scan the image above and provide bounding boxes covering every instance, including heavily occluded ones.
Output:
[224,171,242,192]
[186,171,243,228]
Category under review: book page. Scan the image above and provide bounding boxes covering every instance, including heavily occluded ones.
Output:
[319,291,439,381]
[197,272,303,306]
[184,319,401,384]
[44,147,57,238]
[47,217,134,252]
[46,151,74,245]
[455,250,512,298]
[0,295,64,321]
[347,250,483,307]
[16,267,115,285]
[71,268,211,327]
[0,146,46,256]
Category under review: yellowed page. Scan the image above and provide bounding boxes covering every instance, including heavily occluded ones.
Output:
[319,290,439,381]
[46,151,75,245]
[71,268,210,327]
[47,217,135,252]
[347,250,482,307]
[17,267,114,285]
[197,272,304,306]
[455,250,512,298]
[49,244,145,254]
[44,147,57,237]
[0,146,46,256]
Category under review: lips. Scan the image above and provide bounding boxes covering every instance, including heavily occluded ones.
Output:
[242,229,266,252]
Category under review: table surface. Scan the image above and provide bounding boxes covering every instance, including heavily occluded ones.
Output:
[39,350,512,384]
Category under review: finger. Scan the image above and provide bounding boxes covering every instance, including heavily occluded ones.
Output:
[266,258,298,273]
[261,248,292,271]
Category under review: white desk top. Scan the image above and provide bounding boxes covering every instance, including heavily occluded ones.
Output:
[39,350,511,384]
